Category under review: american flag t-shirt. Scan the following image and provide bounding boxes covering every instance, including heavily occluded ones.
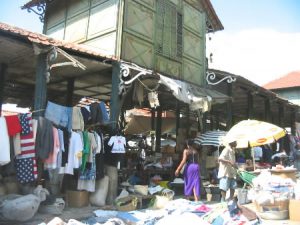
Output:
[16,113,38,182]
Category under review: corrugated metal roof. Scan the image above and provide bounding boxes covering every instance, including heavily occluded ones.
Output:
[0,22,117,61]
[263,71,300,90]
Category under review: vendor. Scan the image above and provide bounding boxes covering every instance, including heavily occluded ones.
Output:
[218,140,238,202]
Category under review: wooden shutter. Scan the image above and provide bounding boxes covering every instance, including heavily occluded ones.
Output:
[156,0,182,61]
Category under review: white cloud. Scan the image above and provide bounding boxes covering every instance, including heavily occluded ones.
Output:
[206,29,300,86]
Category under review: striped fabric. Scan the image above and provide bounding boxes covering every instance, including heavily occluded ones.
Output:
[194,130,227,147]
[16,113,38,182]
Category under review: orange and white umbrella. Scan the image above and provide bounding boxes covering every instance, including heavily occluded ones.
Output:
[223,119,286,148]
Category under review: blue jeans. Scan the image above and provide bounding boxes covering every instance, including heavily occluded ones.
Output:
[219,177,237,191]
[45,101,72,131]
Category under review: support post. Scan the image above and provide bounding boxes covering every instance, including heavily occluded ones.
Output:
[176,101,180,137]
[151,109,155,130]
[278,104,284,128]
[247,92,254,119]
[186,105,190,137]
[155,107,162,152]
[215,112,220,130]
[210,109,214,130]
[291,109,296,135]
[66,78,75,107]
[0,64,7,116]
[33,53,48,118]
[151,109,156,152]
[110,62,121,132]
[226,83,233,129]
[264,98,271,122]
[202,112,208,133]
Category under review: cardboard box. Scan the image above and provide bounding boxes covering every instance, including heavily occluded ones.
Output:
[66,190,89,208]
[289,199,300,221]
[206,156,217,169]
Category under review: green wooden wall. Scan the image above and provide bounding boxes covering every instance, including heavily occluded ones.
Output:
[44,0,120,57]
[121,0,206,85]
[44,0,207,86]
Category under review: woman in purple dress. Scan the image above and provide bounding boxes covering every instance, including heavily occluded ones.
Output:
[175,139,201,201]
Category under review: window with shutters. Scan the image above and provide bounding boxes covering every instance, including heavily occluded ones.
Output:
[156,0,182,60]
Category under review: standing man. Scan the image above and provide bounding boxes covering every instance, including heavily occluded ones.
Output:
[218,140,237,202]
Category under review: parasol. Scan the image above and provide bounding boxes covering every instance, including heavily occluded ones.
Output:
[194,130,227,147]
[223,119,286,149]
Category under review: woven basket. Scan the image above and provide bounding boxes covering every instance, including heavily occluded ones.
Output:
[115,196,138,211]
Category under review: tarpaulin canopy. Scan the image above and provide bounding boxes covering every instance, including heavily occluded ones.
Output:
[124,115,176,135]
[159,75,229,112]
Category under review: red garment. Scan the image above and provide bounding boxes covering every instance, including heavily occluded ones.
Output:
[4,115,22,136]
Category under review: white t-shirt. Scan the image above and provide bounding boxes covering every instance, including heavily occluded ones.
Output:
[63,131,83,174]
[108,135,126,153]
[0,117,10,166]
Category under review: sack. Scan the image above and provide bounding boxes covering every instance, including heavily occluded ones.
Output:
[134,185,148,196]
[180,164,186,174]
[114,196,138,211]
[150,189,174,210]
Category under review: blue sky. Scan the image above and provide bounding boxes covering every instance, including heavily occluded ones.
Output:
[211,0,300,33]
[0,0,299,85]
[0,0,43,32]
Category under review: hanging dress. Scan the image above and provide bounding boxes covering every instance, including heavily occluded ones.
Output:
[184,150,200,197]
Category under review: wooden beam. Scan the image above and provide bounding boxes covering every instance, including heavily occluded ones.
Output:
[47,67,112,86]
[33,53,48,118]
[66,78,75,106]
[0,64,7,116]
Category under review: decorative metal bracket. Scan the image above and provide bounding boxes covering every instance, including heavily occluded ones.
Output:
[119,61,153,96]
[26,2,46,23]
[23,0,56,22]
[206,71,236,85]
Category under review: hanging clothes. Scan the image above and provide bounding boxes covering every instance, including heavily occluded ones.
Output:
[56,129,65,169]
[108,135,126,153]
[0,117,11,166]
[72,106,84,131]
[4,115,21,136]
[15,114,38,183]
[81,131,90,172]
[90,102,103,124]
[80,107,91,124]
[19,113,31,135]
[62,131,83,175]
[45,101,73,132]
[35,117,54,160]
[44,127,60,169]
[99,102,109,123]
[13,133,21,156]
[95,131,105,180]
[78,132,98,192]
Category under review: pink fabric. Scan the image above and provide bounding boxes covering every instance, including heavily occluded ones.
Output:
[44,127,60,169]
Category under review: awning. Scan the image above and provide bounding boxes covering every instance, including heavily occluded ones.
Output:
[159,75,229,112]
